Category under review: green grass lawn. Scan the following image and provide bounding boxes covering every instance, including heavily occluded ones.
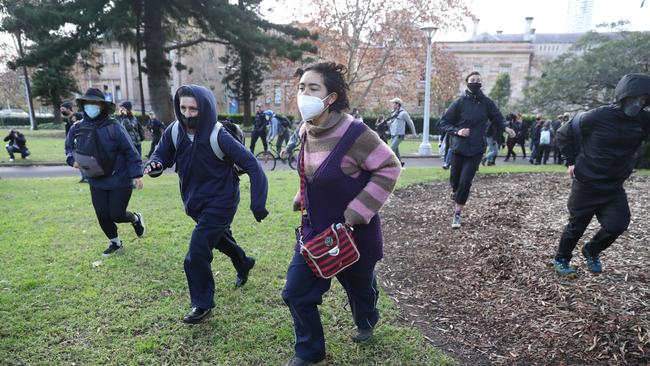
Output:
[0,168,457,366]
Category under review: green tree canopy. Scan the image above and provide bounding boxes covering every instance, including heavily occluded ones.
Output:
[517,29,650,116]
[489,72,511,110]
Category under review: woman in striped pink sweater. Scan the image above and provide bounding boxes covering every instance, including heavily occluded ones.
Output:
[281,62,401,366]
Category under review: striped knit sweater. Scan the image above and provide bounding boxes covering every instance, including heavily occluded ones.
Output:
[294,111,401,225]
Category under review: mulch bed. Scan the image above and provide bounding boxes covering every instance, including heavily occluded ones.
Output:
[379,173,649,365]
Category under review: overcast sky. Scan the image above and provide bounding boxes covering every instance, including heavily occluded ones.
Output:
[261,0,650,41]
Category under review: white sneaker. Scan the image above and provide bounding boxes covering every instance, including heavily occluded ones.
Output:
[9,158,14,162]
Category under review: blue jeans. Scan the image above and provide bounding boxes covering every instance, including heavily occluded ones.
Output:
[282,252,379,362]
[390,135,404,161]
[485,137,498,162]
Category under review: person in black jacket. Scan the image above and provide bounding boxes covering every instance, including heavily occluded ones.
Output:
[552,73,650,277]
[4,128,30,162]
[438,71,515,228]
[146,111,165,158]
[60,100,75,135]
[250,104,269,154]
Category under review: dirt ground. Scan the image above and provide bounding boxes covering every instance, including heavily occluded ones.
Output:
[379,173,649,365]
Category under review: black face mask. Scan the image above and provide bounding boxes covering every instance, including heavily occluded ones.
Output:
[467,82,482,94]
[181,115,199,129]
[622,98,644,117]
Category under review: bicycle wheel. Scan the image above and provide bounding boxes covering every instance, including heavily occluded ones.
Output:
[256,151,277,171]
[288,153,297,170]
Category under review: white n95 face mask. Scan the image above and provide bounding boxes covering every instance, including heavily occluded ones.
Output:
[297,94,331,121]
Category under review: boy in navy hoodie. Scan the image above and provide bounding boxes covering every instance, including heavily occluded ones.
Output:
[144,85,269,324]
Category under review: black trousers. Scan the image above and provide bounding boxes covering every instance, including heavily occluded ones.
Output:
[89,186,136,239]
[505,139,517,160]
[250,129,268,154]
[450,153,482,205]
[517,140,527,158]
[535,144,552,164]
[556,181,630,260]
[147,135,161,158]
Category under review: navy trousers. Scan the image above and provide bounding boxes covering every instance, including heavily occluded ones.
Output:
[184,213,249,309]
[282,252,379,362]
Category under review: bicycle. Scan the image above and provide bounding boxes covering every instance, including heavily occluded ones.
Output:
[255,144,297,171]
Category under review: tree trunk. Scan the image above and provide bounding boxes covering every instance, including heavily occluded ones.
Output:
[240,48,253,125]
[143,0,174,123]
[51,90,61,123]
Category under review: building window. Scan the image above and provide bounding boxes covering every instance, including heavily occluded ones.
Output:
[208,49,215,62]
[274,86,282,105]
[115,85,122,101]
[112,51,119,65]
[100,53,107,64]
[499,63,511,74]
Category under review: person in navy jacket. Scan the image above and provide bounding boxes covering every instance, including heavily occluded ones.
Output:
[144,84,269,324]
[65,88,145,256]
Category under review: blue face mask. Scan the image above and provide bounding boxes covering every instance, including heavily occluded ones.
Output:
[84,104,101,119]
[622,98,644,118]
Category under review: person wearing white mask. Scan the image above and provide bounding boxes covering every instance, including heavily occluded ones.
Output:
[281,62,401,366]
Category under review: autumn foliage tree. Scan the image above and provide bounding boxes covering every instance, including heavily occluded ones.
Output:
[300,0,470,113]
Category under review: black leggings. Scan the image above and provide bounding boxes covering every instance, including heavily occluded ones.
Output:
[450,153,482,205]
[90,186,136,239]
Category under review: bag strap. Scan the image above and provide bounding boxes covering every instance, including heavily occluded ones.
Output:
[572,112,584,146]
[209,121,225,160]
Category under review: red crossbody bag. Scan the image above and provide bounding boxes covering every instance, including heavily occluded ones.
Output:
[297,136,360,279]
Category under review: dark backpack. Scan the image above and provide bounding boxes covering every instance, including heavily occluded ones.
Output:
[72,121,117,178]
[170,120,246,176]
[277,115,291,128]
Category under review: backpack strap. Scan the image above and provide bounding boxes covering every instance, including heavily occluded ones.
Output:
[209,122,226,160]
[572,112,584,146]
[171,121,179,148]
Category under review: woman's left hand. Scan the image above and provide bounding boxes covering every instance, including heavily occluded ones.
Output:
[505,127,516,138]
[133,178,144,189]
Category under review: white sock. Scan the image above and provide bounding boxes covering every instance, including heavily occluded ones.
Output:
[110,237,121,246]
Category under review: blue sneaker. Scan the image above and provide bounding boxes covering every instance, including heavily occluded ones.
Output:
[582,246,603,273]
[553,258,577,278]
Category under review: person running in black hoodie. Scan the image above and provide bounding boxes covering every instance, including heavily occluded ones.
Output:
[144,85,269,324]
[552,73,650,277]
[438,71,516,228]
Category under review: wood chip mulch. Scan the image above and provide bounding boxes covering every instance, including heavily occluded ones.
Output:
[379,173,649,365]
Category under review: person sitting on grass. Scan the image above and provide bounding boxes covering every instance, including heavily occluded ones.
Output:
[143,84,268,325]
[4,128,30,162]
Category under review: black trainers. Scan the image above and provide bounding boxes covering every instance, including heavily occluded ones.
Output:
[235,257,256,288]
[351,328,374,343]
[132,212,145,238]
[102,241,122,256]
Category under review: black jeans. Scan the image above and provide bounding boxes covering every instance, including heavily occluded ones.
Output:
[450,153,482,205]
[250,129,268,154]
[90,186,137,239]
[556,181,630,260]
[505,138,517,160]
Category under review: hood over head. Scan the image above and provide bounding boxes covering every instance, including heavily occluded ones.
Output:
[614,73,650,106]
[173,84,219,140]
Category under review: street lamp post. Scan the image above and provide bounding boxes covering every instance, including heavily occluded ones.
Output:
[418,24,438,156]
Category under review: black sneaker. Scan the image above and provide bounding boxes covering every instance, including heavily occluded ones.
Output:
[102,241,122,256]
[235,257,256,288]
[132,212,145,238]
[284,355,314,366]
[351,328,374,343]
